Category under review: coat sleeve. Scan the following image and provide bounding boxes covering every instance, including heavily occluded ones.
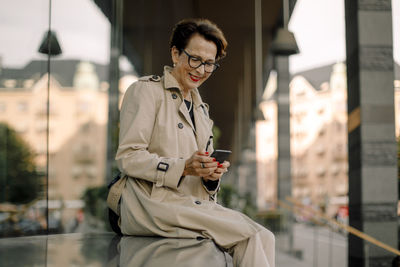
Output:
[115,81,185,189]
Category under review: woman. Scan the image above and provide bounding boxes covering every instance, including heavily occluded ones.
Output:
[112,18,275,266]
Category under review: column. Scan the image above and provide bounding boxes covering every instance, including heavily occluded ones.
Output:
[345,0,398,265]
[276,56,293,252]
[106,0,123,183]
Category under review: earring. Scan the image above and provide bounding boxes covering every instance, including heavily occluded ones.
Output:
[173,63,176,67]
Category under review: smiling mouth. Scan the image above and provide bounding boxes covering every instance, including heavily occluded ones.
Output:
[189,74,200,82]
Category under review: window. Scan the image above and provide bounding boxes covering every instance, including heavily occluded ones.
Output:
[77,101,90,114]
[0,102,6,112]
[331,164,340,176]
[315,144,325,155]
[318,128,326,137]
[35,120,47,133]
[15,122,28,134]
[23,79,34,88]
[17,102,28,112]
[316,166,326,177]
[4,79,17,88]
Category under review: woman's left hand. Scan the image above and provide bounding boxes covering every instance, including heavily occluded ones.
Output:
[203,161,230,181]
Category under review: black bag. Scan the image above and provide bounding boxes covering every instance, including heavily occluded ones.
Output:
[107,172,122,235]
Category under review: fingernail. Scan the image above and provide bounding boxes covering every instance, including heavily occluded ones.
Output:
[218,164,222,167]
[205,152,209,155]
[212,158,216,161]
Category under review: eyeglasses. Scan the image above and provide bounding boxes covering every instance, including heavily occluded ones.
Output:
[182,50,220,73]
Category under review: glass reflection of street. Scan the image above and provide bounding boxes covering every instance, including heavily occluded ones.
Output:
[117,236,231,267]
[0,233,232,267]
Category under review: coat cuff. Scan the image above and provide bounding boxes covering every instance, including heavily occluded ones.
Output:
[201,178,220,196]
[155,158,186,189]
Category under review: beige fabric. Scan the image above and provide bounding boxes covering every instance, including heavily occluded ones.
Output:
[107,174,127,215]
[114,66,275,264]
[231,229,275,267]
[119,236,228,267]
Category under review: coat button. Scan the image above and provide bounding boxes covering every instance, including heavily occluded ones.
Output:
[172,93,178,99]
[178,123,183,129]
[195,200,201,205]
[149,75,160,82]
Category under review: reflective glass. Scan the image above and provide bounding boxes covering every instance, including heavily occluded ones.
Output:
[0,0,50,237]
[0,0,136,236]
[47,0,112,234]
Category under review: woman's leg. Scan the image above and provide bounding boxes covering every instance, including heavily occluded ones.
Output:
[231,228,275,267]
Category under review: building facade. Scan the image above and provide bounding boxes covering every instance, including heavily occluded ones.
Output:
[258,62,400,217]
[0,60,135,228]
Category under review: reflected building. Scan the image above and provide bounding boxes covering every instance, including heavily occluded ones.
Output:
[290,62,348,216]
[0,60,135,226]
[258,62,400,216]
[256,99,278,211]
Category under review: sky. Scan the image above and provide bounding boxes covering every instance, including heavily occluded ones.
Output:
[289,0,400,73]
[0,0,398,74]
[0,0,110,68]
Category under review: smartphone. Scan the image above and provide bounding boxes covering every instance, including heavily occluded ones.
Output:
[211,149,232,163]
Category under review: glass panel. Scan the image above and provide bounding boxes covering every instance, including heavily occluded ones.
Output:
[0,0,50,236]
[394,0,400,80]
[0,0,138,237]
[288,0,348,213]
[283,1,348,263]
[48,0,112,233]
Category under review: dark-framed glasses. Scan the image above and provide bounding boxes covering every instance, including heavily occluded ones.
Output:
[182,50,220,73]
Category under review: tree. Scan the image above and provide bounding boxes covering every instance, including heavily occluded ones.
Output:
[218,183,238,209]
[212,125,221,149]
[0,123,40,204]
[218,184,257,219]
[82,185,108,222]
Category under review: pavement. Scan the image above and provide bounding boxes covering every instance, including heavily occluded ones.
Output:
[277,249,311,267]
[276,223,347,267]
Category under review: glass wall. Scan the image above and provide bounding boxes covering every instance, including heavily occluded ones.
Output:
[0,0,135,236]
[48,0,111,234]
[0,0,51,237]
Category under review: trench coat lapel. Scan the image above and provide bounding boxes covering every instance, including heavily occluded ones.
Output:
[192,89,212,151]
[163,66,212,148]
[163,66,196,133]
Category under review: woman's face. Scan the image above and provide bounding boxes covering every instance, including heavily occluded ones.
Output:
[171,34,217,92]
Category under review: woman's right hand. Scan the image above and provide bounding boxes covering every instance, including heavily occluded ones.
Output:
[183,150,218,177]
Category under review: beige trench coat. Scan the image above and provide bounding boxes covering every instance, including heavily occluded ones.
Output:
[119,236,228,266]
[115,66,263,249]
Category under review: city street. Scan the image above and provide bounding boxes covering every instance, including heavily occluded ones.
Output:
[277,223,347,267]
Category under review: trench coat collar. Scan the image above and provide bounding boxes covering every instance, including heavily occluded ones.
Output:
[163,66,210,149]
[163,66,203,109]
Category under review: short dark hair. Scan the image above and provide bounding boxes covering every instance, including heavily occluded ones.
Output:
[169,18,228,60]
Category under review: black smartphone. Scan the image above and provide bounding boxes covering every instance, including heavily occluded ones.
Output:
[211,149,232,163]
